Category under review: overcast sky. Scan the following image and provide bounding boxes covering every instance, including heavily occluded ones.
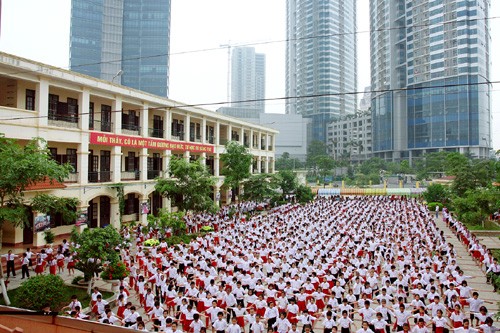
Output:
[0,0,498,149]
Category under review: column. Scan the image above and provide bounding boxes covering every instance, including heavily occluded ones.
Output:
[271,158,275,173]
[200,152,207,165]
[272,134,276,151]
[215,121,220,145]
[184,150,190,161]
[228,124,232,142]
[201,118,207,144]
[110,198,120,229]
[140,148,148,181]
[112,97,122,134]
[214,186,220,207]
[140,103,149,137]
[184,113,190,142]
[250,129,254,149]
[75,203,89,233]
[256,156,261,173]
[214,153,220,177]
[79,89,90,131]
[36,79,49,127]
[140,195,149,225]
[162,150,171,177]
[77,140,89,185]
[111,146,122,182]
[240,127,244,146]
[258,132,262,150]
[165,110,171,140]
[265,133,270,151]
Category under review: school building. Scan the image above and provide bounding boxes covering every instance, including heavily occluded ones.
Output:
[0,52,277,249]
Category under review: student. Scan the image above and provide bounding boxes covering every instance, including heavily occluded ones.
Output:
[371,312,390,333]
[190,313,206,333]
[412,318,430,333]
[323,311,337,333]
[227,316,242,333]
[478,317,498,333]
[274,312,292,333]
[451,319,477,333]
[429,309,450,333]
[338,310,355,333]
[21,253,30,279]
[2,250,17,278]
[62,295,82,314]
[212,311,229,333]
[264,301,279,330]
[122,306,139,327]
[357,321,375,333]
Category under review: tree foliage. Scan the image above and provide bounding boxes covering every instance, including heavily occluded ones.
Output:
[156,156,217,213]
[296,185,314,203]
[72,226,123,281]
[15,274,66,311]
[242,174,279,202]
[278,170,298,195]
[452,188,499,226]
[31,194,79,225]
[275,152,304,171]
[306,140,328,170]
[423,184,450,205]
[147,209,186,236]
[0,135,72,227]
[451,159,495,197]
[221,141,252,198]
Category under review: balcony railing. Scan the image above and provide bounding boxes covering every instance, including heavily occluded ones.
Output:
[121,170,140,181]
[207,136,215,144]
[172,132,184,141]
[63,172,79,183]
[48,114,79,128]
[149,128,164,138]
[89,120,113,132]
[147,170,162,180]
[88,171,112,183]
[122,123,140,136]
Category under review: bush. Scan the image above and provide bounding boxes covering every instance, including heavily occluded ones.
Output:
[71,276,84,285]
[165,234,198,247]
[100,261,129,280]
[144,238,159,247]
[423,184,449,204]
[200,226,214,232]
[296,185,314,203]
[14,274,66,311]
[427,202,443,211]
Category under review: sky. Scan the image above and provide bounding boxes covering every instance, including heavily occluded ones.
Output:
[0,0,498,149]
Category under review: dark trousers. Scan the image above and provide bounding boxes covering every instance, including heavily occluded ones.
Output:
[21,264,29,279]
[6,260,15,277]
[267,317,276,331]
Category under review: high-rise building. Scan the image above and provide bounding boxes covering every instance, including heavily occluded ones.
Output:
[370,0,491,161]
[286,0,357,142]
[230,47,266,113]
[70,0,171,97]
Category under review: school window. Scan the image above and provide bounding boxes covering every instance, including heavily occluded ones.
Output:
[25,89,35,111]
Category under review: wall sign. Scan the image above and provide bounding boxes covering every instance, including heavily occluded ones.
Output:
[90,132,214,153]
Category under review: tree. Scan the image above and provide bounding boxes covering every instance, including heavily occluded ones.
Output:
[14,275,66,311]
[423,184,450,205]
[147,209,186,236]
[306,140,328,170]
[453,188,499,226]
[296,185,314,203]
[156,156,217,213]
[275,152,303,171]
[315,156,336,184]
[278,170,298,195]
[242,174,279,202]
[221,141,252,201]
[451,159,495,197]
[31,194,79,224]
[72,226,123,293]
[0,135,72,228]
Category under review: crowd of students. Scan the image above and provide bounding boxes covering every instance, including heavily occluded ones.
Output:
[21,197,500,333]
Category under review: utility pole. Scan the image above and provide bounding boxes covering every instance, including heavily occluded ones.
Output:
[220,42,232,103]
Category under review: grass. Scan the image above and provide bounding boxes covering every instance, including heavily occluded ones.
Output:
[0,284,113,311]
[464,220,500,231]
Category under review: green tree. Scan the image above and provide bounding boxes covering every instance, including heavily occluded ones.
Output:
[221,141,252,201]
[315,155,336,184]
[31,194,79,224]
[147,209,186,236]
[278,170,298,195]
[453,188,499,226]
[306,140,328,170]
[423,184,450,205]
[275,152,303,170]
[156,156,217,213]
[0,135,72,228]
[451,159,495,197]
[296,184,314,203]
[72,226,123,292]
[14,275,66,311]
[242,174,279,202]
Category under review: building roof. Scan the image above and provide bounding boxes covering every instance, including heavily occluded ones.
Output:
[25,177,66,191]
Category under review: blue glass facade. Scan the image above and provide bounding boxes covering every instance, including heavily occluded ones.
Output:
[70,0,171,97]
[372,92,393,152]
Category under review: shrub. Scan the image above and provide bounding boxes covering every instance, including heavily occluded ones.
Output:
[144,238,160,247]
[100,261,129,280]
[200,226,214,233]
[14,274,66,311]
[427,202,443,211]
[71,276,84,285]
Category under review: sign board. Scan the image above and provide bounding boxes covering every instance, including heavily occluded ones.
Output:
[75,210,88,226]
[34,214,51,232]
[90,132,214,153]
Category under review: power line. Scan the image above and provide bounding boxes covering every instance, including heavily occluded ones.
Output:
[0,80,499,122]
[4,15,499,78]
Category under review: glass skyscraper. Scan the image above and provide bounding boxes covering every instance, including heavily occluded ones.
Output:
[70,0,171,97]
[286,0,357,143]
[370,0,491,161]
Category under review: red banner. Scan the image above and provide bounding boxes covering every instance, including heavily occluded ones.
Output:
[89,132,214,153]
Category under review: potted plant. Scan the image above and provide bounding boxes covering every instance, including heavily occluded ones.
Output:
[101,261,129,291]
[200,226,214,233]
[44,229,55,245]
[143,238,160,248]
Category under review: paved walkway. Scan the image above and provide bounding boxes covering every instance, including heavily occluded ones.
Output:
[434,215,500,308]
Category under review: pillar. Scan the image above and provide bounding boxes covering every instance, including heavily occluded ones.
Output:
[140,148,148,181]
[215,121,220,145]
[202,118,207,144]
[214,186,221,207]
[265,134,270,151]
[110,198,120,229]
[184,114,190,142]
[112,96,122,134]
[228,124,232,142]
[140,195,149,225]
[36,79,49,127]
[264,156,269,173]
[240,127,244,146]
[165,110,171,140]
[200,152,207,165]
[140,103,149,137]
[79,89,90,131]
[256,156,261,173]
[162,150,171,177]
[78,140,89,185]
[184,151,190,161]
[214,153,220,177]
[250,129,254,149]
[111,146,122,182]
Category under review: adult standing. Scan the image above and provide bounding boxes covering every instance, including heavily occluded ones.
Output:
[1,250,18,278]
